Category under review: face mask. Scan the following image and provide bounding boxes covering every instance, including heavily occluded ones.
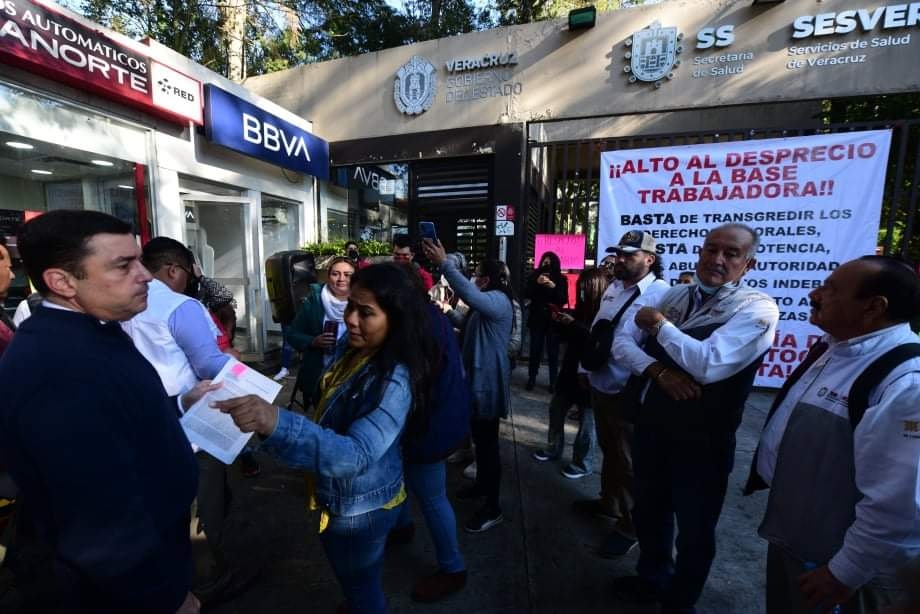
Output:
[692,273,740,295]
[347,249,359,261]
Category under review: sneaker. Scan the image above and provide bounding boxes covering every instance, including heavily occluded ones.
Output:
[532,449,555,462]
[387,522,415,546]
[571,499,618,521]
[598,531,638,559]
[446,448,474,464]
[465,506,504,533]
[561,464,590,480]
[455,484,486,501]
[462,461,477,480]
[272,367,289,381]
[610,575,659,604]
[411,570,467,602]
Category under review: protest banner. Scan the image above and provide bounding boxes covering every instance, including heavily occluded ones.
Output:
[535,233,586,270]
[598,130,892,387]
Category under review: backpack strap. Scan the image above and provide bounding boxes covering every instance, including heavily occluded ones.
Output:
[847,343,920,430]
[611,286,642,330]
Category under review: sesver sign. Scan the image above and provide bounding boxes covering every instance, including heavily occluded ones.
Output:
[598,130,892,388]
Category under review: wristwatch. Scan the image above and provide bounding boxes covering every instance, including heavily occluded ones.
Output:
[650,318,668,336]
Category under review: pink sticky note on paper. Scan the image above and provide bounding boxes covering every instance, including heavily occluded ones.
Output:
[230,363,247,378]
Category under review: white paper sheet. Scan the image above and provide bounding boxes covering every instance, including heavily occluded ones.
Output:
[180,359,283,464]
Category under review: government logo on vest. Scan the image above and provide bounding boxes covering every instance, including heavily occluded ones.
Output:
[394,56,437,115]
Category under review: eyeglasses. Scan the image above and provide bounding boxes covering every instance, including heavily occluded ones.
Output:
[601,262,616,269]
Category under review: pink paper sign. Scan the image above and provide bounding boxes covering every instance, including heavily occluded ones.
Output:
[534,234,586,271]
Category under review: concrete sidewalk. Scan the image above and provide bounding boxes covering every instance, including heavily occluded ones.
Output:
[208,366,773,614]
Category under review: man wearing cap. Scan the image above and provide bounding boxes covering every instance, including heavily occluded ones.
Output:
[572,230,669,558]
[611,223,778,613]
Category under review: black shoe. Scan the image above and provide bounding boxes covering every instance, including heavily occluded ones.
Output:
[455,485,486,501]
[597,531,638,559]
[610,575,660,604]
[547,383,555,394]
[571,498,617,521]
[464,506,504,533]
[525,378,535,391]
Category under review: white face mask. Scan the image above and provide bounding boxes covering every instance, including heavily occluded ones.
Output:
[692,272,741,294]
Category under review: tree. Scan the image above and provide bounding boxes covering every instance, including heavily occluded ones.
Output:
[74,0,493,76]
[820,94,920,261]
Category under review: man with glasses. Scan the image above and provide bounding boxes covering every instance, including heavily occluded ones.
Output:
[123,237,251,607]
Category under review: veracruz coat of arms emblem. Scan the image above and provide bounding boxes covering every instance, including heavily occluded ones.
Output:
[394,56,437,115]
[624,21,683,87]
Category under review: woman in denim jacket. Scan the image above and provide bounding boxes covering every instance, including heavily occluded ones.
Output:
[217,264,438,613]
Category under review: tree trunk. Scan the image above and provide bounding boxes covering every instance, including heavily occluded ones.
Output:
[219,0,247,82]
[430,0,441,34]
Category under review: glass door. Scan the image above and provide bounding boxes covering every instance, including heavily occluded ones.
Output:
[261,195,302,351]
[182,195,257,355]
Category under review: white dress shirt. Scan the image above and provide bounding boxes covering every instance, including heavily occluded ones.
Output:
[585,273,669,395]
[614,284,778,384]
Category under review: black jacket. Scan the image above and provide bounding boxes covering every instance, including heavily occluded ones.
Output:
[0,307,198,613]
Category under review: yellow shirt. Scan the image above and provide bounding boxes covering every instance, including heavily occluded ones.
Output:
[305,350,406,533]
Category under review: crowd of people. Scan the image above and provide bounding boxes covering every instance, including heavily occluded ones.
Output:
[0,210,918,614]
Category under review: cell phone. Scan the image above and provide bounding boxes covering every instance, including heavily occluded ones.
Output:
[323,321,338,354]
[419,221,438,243]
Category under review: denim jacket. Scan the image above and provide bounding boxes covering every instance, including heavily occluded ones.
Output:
[260,360,411,517]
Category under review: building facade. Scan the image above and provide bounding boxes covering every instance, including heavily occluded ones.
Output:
[0,0,328,357]
[247,0,920,288]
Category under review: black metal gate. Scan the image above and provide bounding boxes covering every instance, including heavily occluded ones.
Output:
[410,158,493,270]
[525,117,920,265]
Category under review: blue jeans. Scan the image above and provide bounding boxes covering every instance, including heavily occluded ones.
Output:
[280,324,292,369]
[320,505,402,613]
[396,461,465,573]
[545,392,596,472]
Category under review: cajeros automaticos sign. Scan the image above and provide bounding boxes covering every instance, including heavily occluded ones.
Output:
[0,0,202,124]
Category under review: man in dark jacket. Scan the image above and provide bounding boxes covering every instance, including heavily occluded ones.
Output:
[0,211,212,614]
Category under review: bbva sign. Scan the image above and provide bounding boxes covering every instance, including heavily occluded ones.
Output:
[204,85,329,180]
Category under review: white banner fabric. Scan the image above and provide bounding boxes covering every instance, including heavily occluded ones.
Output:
[598,130,892,388]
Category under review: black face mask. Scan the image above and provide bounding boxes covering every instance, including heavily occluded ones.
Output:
[347,249,359,261]
[540,264,551,274]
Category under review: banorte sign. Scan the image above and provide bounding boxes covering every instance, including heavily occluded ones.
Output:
[0,0,202,124]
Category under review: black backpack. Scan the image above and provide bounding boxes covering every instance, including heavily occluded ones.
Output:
[580,287,640,372]
[745,341,920,495]
[847,343,920,428]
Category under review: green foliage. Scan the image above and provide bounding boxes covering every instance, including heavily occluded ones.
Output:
[820,94,920,262]
[74,0,497,78]
[493,0,629,27]
[301,239,392,256]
